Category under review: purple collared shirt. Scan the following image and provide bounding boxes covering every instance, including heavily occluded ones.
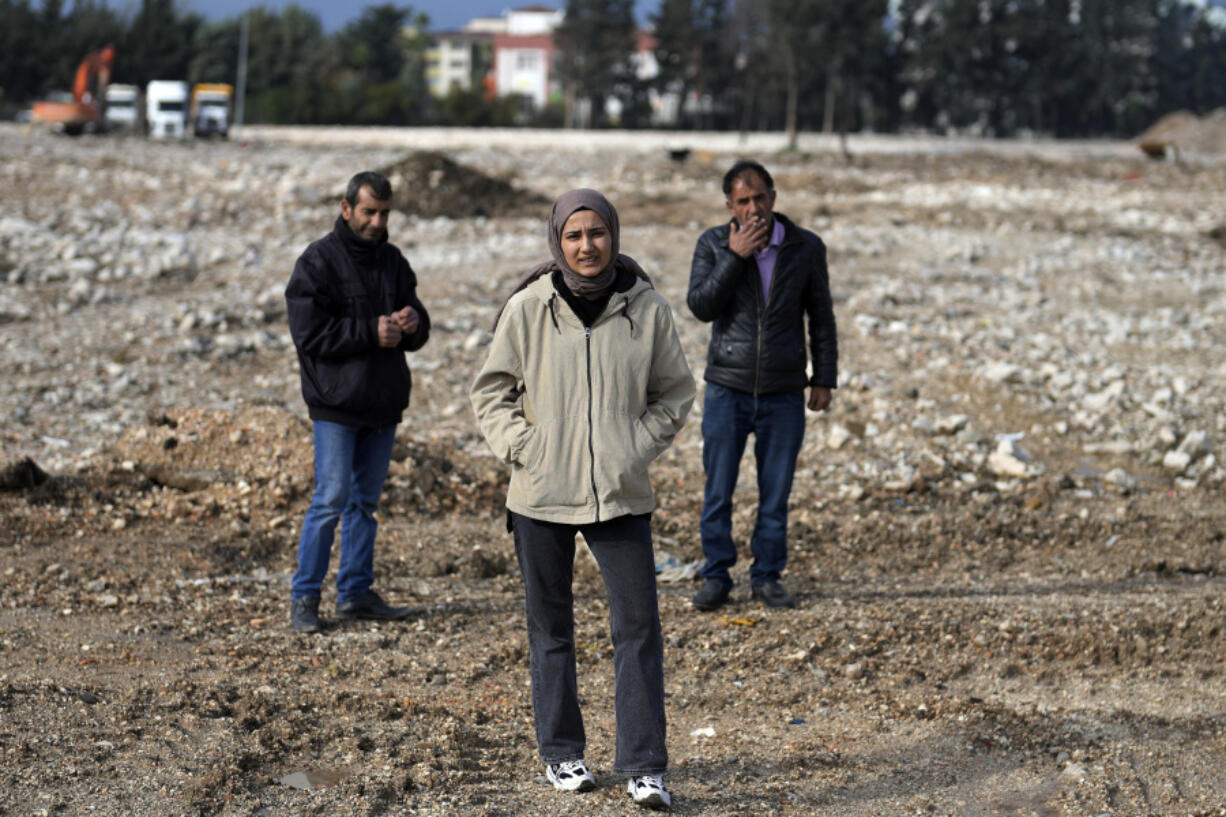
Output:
[753,218,786,301]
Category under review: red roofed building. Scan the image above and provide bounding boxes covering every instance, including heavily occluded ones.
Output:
[492,6,565,110]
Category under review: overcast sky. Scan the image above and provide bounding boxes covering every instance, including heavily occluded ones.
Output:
[155,0,664,32]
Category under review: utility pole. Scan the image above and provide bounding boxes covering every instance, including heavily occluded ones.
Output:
[234,13,249,128]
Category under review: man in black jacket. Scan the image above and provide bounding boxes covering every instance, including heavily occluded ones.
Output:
[687,160,837,611]
[284,171,431,633]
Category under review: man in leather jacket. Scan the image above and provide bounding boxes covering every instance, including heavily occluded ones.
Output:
[284,171,431,632]
[686,160,837,611]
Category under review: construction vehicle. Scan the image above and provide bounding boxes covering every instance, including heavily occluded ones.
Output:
[189,83,233,138]
[146,80,189,139]
[103,84,141,132]
[30,45,114,134]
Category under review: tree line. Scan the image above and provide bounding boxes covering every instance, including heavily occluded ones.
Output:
[1,0,1223,137]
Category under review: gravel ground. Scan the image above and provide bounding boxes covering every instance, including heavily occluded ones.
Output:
[2,123,1226,816]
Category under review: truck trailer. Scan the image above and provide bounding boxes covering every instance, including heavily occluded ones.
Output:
[103,83,141,132]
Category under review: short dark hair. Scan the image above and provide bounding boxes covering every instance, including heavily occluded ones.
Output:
[722,160,774,198]
[344,171,393,206]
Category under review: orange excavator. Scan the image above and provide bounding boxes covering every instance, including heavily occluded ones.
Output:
[30,45,115,134]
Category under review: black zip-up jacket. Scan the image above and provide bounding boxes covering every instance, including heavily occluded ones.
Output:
[687,212,837,395]
[285,219,430,427]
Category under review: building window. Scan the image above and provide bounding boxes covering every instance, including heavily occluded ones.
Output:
[515,51,540,71]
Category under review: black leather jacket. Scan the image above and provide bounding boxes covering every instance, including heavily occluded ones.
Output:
[285,222,430,427]
[687,213,837,395]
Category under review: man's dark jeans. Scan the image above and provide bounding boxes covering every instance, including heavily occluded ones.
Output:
[510,512,667,776]
[291,420,396,604]
[699,382,805,587]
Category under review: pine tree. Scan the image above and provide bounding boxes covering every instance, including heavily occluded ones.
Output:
[555,0,637,127]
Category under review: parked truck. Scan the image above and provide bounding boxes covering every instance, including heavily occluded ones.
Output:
[189,83,233,138]
[146,80,188,139]
[103,83,141,132]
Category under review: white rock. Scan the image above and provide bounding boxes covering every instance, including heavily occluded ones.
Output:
[827,424,853,450]
[1083,380,1125,413]
[463,330,487,352]
[1141,401,1175,423]
[1082,440,1134,455]
[935,414,968,434]
[852,314,881,335]
[988,438,1041,478]
[981,362,1023,384]
[1104,468,1137,490]
[1060,763,1088,783]
[66,257,99,278]
[67,279,94,306]
[1162,450,1192,473]
[1047,371,1075,391]
[1176,430,1211,460]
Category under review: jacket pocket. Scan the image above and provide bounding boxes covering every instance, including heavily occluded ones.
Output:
[630,416,661,467]
[522,420,588,510]
[316,357,366,406]
[591,415,654,505]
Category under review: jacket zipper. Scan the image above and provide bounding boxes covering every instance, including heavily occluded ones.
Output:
[585,325,600,521]
[752,230,790,396]
[753,262,764,396]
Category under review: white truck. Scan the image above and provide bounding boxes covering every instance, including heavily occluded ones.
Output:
[103,83,141,132]
[145,80,188,139]
[190,83,234,138]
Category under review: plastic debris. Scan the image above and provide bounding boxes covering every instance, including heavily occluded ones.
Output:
[717,616,760,628]
[279,768,346,790]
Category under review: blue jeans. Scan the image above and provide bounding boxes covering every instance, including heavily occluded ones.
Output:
[699,383,805,587]
[291,420,397,604]
[511,512,667,776]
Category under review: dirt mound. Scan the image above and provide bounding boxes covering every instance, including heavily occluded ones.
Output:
[107,407,503,524]
[1136,108,1226,157]
[377,151,547,218]
[114,407,312,487]
[6,408,506,543]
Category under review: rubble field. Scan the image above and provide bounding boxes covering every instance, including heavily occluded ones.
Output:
[2,123,1226,816]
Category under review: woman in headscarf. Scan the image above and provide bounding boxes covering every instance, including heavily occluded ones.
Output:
[471,189,695,809]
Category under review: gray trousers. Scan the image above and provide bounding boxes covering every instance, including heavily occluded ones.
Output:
[510,511,668,776]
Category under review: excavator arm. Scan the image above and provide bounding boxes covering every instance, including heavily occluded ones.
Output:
[31,45,115,133]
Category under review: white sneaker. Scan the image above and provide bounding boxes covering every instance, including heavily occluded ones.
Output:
[627,775,671,809]
[546,760,596,792]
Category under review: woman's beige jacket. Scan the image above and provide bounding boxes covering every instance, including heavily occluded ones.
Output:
[471,275,696,525]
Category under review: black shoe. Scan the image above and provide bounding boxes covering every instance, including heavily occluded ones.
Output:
[751,581,796,609]
[335,590,411,621]
[290,596,321,633]
[691,579,731,611]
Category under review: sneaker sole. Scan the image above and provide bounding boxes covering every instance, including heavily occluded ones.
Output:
[630,791,671,809]
[546,771,596,792]
[561,779,596,793]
